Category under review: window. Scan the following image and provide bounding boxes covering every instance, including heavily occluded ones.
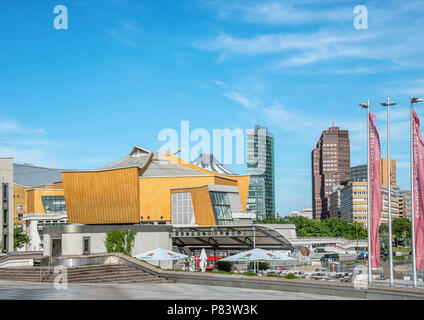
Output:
[3,209,7,226]
[171,192,196,225]
[2,183,8,200]
[42,196,66,213]
[83,237,90,255]
[210,192,233,226]
[3,235,7,251]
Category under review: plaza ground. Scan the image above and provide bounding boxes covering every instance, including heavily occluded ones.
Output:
[0,280,359,300]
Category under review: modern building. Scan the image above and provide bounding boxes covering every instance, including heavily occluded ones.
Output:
[289,208,313,219]
[350,159,396,186]
[336,181,399,227]
[398,190,412,219]
[246,125,275,220]
[0,158,14,252]
[12,163,67,252]
[339,182,368,226]
[350,164,367,182]
[312,126,350,220]
[62,146,254,226]
[381,159,396,186]
[329,185,342,219]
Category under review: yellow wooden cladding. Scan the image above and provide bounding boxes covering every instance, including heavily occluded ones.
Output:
[63,168,140,224]
[26,189,65,214]
[165,154,250,212]
[171,186,216,226]
[139,176,217,222]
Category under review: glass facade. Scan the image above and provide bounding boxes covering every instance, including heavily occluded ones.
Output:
[210,192,233,226]
[246,125,275,220]
[42,196,66,213]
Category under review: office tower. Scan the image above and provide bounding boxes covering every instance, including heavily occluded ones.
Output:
[350,159,396,186]
[350,164,367,182]
[246,125,275,220]
[329,185,342,219]
[337,181,400,227]
[312,126,350,220]
[380,158,396,186]
[398,190,412,219]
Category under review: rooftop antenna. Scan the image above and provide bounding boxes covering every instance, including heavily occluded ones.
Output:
[332,106,335,127]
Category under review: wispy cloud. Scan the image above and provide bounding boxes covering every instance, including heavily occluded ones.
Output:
[0,119,63,167]
[213,80,262,109]
[106,19,146,47]
[201,0,352,25]
[195,0,424,70]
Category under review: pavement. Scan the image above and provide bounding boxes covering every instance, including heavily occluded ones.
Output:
[0,280,360,300]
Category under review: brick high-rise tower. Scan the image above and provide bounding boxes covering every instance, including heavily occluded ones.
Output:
[312,126,350,220]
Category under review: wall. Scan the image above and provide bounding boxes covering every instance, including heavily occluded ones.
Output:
[0,158,14,252]
[139,176,217,223]
[63,167,140,224]
[62,233,106,256]
[13,184,26,225]
[26,188,65,214]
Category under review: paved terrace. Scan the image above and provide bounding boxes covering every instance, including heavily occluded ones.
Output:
[54,253,424,300]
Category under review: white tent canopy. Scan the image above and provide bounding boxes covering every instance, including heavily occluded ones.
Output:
[134,248,189,261]
[219,248,295,262]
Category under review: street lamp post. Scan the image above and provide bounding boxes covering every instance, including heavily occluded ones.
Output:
[410,95,424,288]
[381,97,397,286]
[359,99,372,283]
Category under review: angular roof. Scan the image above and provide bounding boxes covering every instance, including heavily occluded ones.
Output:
[141,152,209,177]
[13,163,64,187]
[191,153,236,175]
[93,146,211,178]
[95,146,152,171]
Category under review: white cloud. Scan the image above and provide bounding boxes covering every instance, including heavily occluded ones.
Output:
[213,80,263,109]
[195,0,424,70]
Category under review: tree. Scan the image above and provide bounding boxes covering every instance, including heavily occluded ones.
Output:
[14,225,29,250]
[392,218,411,239]
[104,230,136,256]
[255,215,367,239]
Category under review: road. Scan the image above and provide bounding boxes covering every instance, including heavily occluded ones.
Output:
[0,280,360,300]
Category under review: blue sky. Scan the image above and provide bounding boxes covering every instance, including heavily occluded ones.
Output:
[1,0,424,215]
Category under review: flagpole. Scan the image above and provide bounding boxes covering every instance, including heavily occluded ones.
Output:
[381,97,397,286]
[360,99,372,283]
[410,94,418,288]
[367,99,372,283]
[387,97,394,286]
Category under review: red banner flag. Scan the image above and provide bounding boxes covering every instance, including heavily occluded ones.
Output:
[412,109,424,269]
[369,113,382,268]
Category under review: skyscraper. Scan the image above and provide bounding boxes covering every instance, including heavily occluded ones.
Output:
[350,159,396,186]
[380,158,396,186]
[312,126,350,220]
[246,125,275,220]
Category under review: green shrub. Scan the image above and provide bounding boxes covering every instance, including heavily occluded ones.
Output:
[282,273,298,279]
[244,271,258,276]
[104,230,136,256]
[215,260,234,272]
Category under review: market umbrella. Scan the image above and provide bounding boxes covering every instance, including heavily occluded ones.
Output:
[134,248,189,268]
[199,248,207,272]
[219,248,295,272]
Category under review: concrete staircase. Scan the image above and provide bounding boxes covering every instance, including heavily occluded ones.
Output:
[0,264,170,284]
